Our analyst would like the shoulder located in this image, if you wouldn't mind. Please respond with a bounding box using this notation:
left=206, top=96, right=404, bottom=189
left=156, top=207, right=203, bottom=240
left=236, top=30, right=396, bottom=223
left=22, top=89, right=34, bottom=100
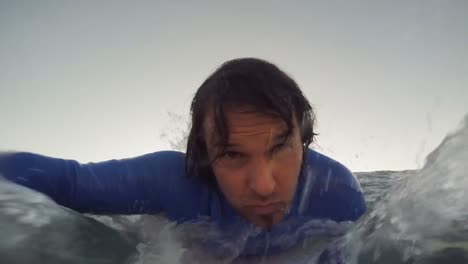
left=122, top=151, right=216, bottom=220
left=304, top=149, right=362, bottom=191
left=123, top=150, right=186, bottom=165
left=296, top=149, right=366, bottom=221
left=121, top=150, right=195, bottom=191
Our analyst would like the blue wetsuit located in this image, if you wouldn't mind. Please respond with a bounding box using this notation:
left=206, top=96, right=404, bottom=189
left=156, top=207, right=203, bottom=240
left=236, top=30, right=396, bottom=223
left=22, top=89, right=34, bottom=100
left=0, top=149, right=365, bottom=259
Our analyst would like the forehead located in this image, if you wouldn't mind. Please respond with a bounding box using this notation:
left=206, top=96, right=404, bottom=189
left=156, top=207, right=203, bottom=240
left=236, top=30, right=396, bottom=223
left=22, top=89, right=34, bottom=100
left=203, top=108, right=293, bottom=143
left=225, top=111, right=285, bottom=135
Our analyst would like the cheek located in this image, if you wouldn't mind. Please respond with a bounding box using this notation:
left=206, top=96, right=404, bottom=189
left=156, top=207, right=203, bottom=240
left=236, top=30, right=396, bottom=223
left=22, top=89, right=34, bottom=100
left=273, top=142, right=303, bottom=191
left=275, top=152, right=302, bottom=188
left=213, top=167, right=246, bottom=197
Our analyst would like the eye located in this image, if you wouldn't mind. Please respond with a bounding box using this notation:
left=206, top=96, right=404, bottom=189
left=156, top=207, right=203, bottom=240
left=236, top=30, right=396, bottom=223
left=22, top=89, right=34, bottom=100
left=215, top=150, right=247, bottom=168
left=221, top=151, right=243, bottom=160
left=271, top=143, right=286, bottom=154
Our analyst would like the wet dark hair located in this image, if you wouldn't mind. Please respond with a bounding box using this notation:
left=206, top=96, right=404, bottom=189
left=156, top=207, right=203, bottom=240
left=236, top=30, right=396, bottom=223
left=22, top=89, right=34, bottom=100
left=186, top=58, right=317, bottom=186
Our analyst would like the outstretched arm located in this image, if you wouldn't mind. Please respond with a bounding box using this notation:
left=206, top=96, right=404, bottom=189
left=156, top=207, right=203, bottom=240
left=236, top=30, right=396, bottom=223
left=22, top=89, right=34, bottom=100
left=0, top=151, right=192, bottom=215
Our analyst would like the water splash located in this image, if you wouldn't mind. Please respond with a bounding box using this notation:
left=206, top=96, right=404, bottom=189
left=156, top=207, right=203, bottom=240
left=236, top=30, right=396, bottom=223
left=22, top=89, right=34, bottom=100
left=347, top=115, right=468, bottom=264
left=159, top=111, right=189, bottom=151
left=0, top=179, right=136, bottom=264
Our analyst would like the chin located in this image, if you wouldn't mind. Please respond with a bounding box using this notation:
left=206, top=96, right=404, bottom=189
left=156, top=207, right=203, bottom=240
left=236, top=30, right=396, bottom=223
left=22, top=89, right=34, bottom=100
left=251, top=212, right=285, bottom=230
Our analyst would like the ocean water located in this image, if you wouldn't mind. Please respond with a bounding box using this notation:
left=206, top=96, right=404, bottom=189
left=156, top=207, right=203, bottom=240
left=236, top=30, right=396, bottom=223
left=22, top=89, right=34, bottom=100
left=0, top=116, right=467, bottom=263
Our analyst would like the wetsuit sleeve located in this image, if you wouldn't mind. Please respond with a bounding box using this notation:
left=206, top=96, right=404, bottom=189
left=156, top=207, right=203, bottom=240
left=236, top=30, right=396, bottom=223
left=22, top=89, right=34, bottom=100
left=324, top=165, right=366, bottom=264
left=325, top=163, right=366, bottom=222
left=304, top=149, right=367, bottom=222
left=0, top=151, right=195, bottom=215
left=304, top=150, right=366, bottom=263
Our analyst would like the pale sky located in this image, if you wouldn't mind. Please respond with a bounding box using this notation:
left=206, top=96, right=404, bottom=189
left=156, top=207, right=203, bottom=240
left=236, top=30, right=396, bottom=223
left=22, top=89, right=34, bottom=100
left=0, top=1, right=467, bottom=172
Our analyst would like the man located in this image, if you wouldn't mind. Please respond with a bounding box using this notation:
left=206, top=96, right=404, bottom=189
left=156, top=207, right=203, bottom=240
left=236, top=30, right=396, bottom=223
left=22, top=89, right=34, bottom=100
left=0, top=58, right=366, bottom=260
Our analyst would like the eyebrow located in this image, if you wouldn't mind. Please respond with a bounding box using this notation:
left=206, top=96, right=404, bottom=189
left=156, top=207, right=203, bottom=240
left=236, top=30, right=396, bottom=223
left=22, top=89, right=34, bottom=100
left=274, top=129, right=290, bottom=143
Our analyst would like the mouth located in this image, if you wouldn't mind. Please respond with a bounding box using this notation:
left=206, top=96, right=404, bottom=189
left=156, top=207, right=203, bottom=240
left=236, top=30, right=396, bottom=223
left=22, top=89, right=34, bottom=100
left=249, top=202, right=287, bottom=215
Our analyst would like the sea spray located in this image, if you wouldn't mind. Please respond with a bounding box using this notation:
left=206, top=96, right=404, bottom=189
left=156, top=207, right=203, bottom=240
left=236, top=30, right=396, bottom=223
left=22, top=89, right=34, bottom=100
left=346, top=115, right=468, bottom=264
left=0, top=178, right=136, bottom=264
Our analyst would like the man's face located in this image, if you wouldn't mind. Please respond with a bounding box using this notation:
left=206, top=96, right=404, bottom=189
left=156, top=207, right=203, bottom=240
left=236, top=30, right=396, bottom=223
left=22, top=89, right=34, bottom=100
left=204, top=110, right=303, bottom=229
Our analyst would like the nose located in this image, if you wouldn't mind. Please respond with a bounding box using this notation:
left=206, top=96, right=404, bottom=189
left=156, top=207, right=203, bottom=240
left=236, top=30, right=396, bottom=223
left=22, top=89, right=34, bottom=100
left=247, top=158, right=276, bottom=198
